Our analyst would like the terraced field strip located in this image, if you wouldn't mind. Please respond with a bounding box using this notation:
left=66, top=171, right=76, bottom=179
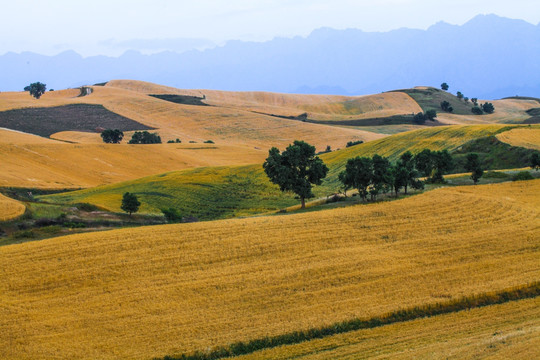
left=496, top=127, right=540, bottom=150
left=162, top=283, right=540, bottom=359
left=226, top=297, right=540, bottom=360
left=0, top=193, right=25, bottom=221
left=1, top=180, right=538, bottom=359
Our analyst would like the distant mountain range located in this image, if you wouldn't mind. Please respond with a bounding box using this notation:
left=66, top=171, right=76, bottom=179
left=1, top=14, right=539, bottom=98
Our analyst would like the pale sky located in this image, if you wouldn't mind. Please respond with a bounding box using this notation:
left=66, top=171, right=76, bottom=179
left=1, top=0, right=539, bottom=56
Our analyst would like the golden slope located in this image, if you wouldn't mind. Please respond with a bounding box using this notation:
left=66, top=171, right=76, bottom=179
left=234, top=298, right=540, bottom=360
left=496, top=127, right=540, bottom=150
left=0, top=128, right=61, bottom=144
left=1, top=180, right=538, bottom=359
left=0, top=193, right=25, bottom=221
left=0, top=142, right=266, bottom=189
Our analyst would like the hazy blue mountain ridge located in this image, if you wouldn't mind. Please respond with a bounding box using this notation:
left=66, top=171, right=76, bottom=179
left=1, top=14, right=538, bottom=98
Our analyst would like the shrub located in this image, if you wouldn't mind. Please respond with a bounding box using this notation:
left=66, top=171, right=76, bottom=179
left=204, top=140, right=215, bottom=144
left=512, top=171, right=534, bottom=181
left=162, top=208, right=182, bottom=223
left=346, top=140, right=363, bottom=148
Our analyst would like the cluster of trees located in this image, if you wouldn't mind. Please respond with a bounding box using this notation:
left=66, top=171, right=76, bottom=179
left=100, top=129, right=162, bottom=144
left=440, top=82, right=494, bottom=115
left=24, top=82, right=47, bottom=99
left=413, top=110, right=437, bottom=124
left=100, top=129, right=124, bottom=144
left=262, top=140, right=493, bottom=209
left=128, top=131, right=162, bottom=144
left=167, top=138, right=182, bottom=143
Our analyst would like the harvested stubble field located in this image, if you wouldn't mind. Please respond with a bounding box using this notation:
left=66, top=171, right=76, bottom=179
left=1, top=180, right=538, bottom=360
left=0, top=193, right=25, bottom=221
left=230, top=297, right=540, bottom=360
left=496, top=127, right=540, bottom=150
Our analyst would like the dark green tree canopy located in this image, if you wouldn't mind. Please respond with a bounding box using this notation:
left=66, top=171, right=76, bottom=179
left=441, top=82, right=449, bottom=91
left=465, top=153, right=483, bottom=184
left=339, top=156, right=373, bottom=201
left=121, top=192, right=141, bottom=215
left=482, top=102, right=495, bottom=114
left=440, top=101, right=453, bottom=113
left=128, top=131, right=162, bottom=144
left=425, top=109, right=437, bottom=121
left=530, top=152, right=540, bottom=171
left=25, top=82, right=47, bottom=99
left=263, top=140, right=328, bottom=208
left=100, top=129, right=124, bottom=144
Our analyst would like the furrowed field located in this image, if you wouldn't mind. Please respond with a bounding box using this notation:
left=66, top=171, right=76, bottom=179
left=231, top=297, right=540, bottom=360
left=1, top=180, right=538, bottom=360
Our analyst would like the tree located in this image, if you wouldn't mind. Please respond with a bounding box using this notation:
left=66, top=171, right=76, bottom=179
left=339, top=157, right=373, bottom=201
left=121, top=192, right=140, bottom=215
left=25, top=82, right=47, bottom=99
left=396, top=151, right=422, bottom=195
left=440, top=101, right=453, bottom=113
left=531, top=152, right=540, bottom=171
left=464, top=97, right=469, bottom=103
left=456, top=91, right=464, bottom=100
left=162, top=207, right=182, bottom=222
left=413, top=112, right=426, bottom=124
left=371, top=154, right=392, bottom=200
left=465, top=153, right=483, bottom=184
left=425, top=109, right=437, bottom=121
left=471, top=98, right=478, bottom=106
left=263, top=140, right=328, bottom=208
left=100, top=129, right=124, bottom=143
left=482, top=102, right=495, bottom=114
left=414, top=149, right=435, bottom=178
left=128, top=131, right=162, bottom=144
left=431, top=150, right=454, bottom=183
left=441, top=82, right=449, bottom=91
left=471, top=106, right=483, bottom=115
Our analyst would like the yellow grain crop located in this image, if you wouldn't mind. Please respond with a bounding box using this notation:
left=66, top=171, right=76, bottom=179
left=0, top=142, right=267, bottom=189
left=232, top=297, right=540, bottom=360
left=496, top=127, right=540, bottom=150
left=0, top=193, right=25, bottom=221
left=0, top=180, right=538, bottom=359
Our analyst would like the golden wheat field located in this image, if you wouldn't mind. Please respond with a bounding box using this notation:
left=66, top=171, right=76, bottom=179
left=232, top=297, right=540, bottom=360
left=496, top=127, right=540, bottom=150
left=0, top=82, right=384, bottom=151
left=0, top=193, right=25, bottom=221
left=1, top=180, right=538, bottom=359
left=106, top=79, right=423, bottom=121
left=0, top=141, right=267, bottom=189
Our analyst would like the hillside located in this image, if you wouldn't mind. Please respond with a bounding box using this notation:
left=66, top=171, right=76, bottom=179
left=1, top=180, right=538, bottom=360
left=230, top=297, right=540, bottom=360
left=41, top=124, right=535, bottom=217
left=0, top=193, right=25, bottom=221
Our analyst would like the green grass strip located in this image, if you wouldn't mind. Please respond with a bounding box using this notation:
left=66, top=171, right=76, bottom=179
left=157, top=281, right=540, bottom=360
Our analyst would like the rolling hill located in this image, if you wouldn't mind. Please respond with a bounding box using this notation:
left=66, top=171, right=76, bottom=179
left=41, top=124, right=537, bottom=217
left=0, top=193, right=25, bottom=221
left=1, top=180, right=538, bottom=359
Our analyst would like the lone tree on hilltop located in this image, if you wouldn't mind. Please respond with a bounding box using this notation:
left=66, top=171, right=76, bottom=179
left=263, top=140, right=328, bottom=209
left=530, top=152, right=540, bottom=171
left=441, top=82, right=449, bottom=91
left=25, top=82, right=47, bottom=99
left=100, top=129, right=124, bottom=144
left=465, top=153, right=483, bottom=185
left=121, top=192, right=140, bottom=216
